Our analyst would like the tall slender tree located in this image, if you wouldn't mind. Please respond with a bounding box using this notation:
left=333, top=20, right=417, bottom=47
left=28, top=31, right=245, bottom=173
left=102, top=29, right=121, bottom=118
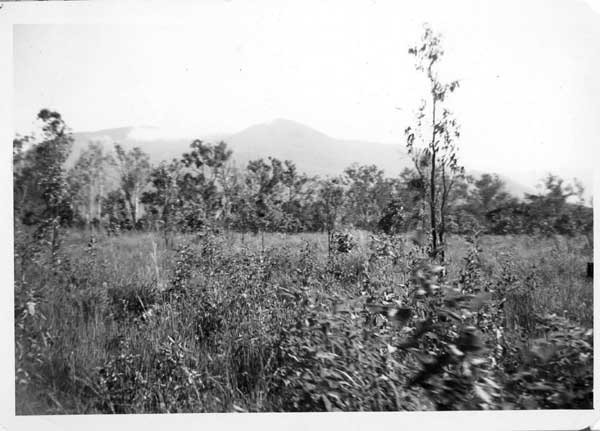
left=113, top=144, right=151, bottom=228
left=405, top=25, right=462, bottom=260
left=68, top=142, right=113, bottom=229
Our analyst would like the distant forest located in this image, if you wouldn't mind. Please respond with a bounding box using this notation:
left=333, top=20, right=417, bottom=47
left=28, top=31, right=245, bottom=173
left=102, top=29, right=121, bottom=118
left=14, top=109, right=592, bottom=247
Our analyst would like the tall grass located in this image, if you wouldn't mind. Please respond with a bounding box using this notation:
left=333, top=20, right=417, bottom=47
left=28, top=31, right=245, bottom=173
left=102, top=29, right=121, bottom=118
left=14, top=229, right=593, bottom=413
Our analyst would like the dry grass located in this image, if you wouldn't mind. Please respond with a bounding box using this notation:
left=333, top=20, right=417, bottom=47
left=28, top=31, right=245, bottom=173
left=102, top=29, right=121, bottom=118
left=14, top=229, right=593, bottom=413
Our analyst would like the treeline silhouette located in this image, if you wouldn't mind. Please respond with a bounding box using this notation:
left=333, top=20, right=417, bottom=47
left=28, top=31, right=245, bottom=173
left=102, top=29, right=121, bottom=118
left=13, top=110, right=592, bottom=245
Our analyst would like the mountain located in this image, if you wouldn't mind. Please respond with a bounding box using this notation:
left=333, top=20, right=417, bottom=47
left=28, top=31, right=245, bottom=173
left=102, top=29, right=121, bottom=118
left=71, top=119, right=533, bottom=198
left=71, top=119, right=412, bottom=176
left=225, top=119, right=412, bottom=176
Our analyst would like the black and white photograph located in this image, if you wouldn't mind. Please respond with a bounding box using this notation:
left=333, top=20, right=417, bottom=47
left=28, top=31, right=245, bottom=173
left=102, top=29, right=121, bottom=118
left=2, top=0, right=599, bottom=429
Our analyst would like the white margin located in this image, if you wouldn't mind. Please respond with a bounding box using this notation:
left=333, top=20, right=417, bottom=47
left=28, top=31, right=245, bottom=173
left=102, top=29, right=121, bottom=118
left=0, top=1, right=598, bottom=430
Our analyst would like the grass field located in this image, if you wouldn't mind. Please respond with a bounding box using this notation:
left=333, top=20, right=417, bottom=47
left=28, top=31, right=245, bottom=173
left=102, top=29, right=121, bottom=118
left=14, top=229, right=593, bottom=413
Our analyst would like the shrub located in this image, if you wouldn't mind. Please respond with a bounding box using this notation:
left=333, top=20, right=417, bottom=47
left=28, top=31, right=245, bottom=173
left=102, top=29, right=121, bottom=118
left=499, top=314, right=593, bottom=409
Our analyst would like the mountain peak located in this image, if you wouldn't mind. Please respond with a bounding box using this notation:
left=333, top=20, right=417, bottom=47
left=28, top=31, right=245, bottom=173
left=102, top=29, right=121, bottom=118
left=237, top=118, right=332, bottom=142
left=269, top=118, right=308, bottom=128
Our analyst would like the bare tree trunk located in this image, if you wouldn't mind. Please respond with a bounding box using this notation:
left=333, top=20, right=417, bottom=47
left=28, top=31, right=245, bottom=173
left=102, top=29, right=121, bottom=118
left=123, top=190, right=136, bottom=228
left=419, top=179, right=426, bottom=233
left=133, top=192, right=139, bottom=228
left=429, top=98, right=438, bottom=259
left=88, top=182, right=95, bottom=233
left=439, top=164, right=447, bottom=263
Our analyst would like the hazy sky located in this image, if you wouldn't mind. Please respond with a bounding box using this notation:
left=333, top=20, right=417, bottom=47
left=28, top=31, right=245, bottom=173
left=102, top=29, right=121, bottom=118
left=12, top=0, right=600, bottom=193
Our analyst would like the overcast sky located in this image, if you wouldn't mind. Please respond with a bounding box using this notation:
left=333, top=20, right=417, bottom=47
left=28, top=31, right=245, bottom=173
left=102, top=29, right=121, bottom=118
left=12, top=0, right=600, bottom=194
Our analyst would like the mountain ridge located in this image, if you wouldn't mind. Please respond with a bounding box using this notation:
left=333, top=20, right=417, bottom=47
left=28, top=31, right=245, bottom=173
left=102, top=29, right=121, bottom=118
left=71, top=119, right=535, bottom=198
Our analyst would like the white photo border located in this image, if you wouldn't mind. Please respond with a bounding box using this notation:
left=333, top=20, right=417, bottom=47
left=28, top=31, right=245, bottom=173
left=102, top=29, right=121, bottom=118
left=0, top=1, right=598, bottom=430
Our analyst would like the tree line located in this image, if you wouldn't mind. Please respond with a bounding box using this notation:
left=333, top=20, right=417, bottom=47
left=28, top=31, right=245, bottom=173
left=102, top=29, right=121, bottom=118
left=13, top=110, right=592, bottom=246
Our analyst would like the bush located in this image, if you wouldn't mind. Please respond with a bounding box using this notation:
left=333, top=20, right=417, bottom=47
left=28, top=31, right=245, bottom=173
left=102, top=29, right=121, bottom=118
left=499, top=314, right=593, bottom=409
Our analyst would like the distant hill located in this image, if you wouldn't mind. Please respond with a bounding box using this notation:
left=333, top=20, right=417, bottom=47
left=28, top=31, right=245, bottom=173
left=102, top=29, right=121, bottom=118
left=225, top=119, right=412, bottom=176
left=71, top=118, right=534, bottom=198
left=71, top=119, right=412, bottom=175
